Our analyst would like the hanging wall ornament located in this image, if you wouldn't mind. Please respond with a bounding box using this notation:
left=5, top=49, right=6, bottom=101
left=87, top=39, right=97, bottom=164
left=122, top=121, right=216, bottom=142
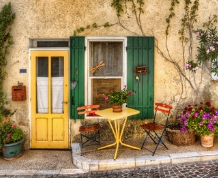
left=90, top=60, right=105, bottom=74
left=71, top=81, right=78, bottom=90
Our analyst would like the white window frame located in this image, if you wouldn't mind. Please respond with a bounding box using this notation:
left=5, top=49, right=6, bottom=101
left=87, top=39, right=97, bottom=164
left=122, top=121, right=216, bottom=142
left=85, top=37, right=127, bottom=106
left=212, top=57, right=218, bottom=80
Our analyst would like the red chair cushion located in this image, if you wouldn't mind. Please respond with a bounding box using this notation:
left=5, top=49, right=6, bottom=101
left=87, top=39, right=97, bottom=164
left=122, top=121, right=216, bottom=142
left=79, top=124, right=100, bottom=132
left=140, top=123, right=164, bottom=131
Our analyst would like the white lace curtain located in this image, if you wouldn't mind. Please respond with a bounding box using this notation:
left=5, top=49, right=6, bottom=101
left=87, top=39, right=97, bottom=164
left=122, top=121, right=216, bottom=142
left=37, top=77, right=63, bottom=113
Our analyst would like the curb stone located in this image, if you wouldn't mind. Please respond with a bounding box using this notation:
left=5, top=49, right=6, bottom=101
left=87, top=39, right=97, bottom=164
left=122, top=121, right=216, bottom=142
left=71, top=143, right=218, bottom=172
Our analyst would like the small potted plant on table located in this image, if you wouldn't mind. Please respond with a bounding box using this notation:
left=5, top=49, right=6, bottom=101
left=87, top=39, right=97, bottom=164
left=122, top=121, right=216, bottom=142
left=103, top=85, right=135, bottom=112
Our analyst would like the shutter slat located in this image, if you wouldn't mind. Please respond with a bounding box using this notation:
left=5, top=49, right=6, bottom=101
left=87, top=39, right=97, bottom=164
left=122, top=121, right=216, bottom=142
left=70, top=36, right=85, bottom=119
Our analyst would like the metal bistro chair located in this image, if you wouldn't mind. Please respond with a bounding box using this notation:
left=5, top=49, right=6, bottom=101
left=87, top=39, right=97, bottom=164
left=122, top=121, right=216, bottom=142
left=77, top=105, right=101, bottom=154
left=140, top=103, right=172, bottom=156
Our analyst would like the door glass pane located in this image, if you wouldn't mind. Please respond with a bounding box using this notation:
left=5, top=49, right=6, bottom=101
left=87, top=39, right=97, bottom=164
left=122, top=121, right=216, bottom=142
left=36, top=57, right=48, bottom=113
left=51, top=57, right=64, bottom=113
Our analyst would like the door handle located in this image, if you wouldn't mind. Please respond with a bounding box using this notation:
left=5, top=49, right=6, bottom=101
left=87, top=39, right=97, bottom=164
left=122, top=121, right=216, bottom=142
left=62, top=102, right=68, bottom=104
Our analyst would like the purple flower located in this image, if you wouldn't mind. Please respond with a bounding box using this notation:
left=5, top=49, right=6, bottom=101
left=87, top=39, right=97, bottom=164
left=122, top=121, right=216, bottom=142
left=185, top=112, right=190, bottom=117
left=180, top=126, right=187, bottom=133
left=194, top=112, right=199, bottom=117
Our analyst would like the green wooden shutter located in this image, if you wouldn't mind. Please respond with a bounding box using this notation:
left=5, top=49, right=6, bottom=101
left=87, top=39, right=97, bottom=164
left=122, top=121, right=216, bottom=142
left=70, top=36, right=85, bottom=119
left=127, top=37, right=154, bottom=119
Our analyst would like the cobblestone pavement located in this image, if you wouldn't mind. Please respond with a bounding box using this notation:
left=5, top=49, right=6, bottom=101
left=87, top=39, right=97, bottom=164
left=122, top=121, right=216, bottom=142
left=1, top=160, right=218, bottom=177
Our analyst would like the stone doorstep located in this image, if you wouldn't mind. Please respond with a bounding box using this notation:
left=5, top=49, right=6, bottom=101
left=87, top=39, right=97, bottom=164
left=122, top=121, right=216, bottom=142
left=71, top=143, right=218, bottom=172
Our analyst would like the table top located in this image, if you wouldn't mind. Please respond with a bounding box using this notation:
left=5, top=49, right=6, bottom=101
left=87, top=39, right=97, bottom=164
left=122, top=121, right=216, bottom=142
left=95, top=107, right=140, bottom=120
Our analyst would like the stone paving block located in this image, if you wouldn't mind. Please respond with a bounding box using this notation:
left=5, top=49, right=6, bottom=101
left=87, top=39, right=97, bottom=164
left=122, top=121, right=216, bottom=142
left=135, top=156, right=146, bottom=167
left=199, top=150, right=218, bottom=161
left=81, top=157, right=92, bottom=171
left=143, top=155, right=171, bottom=166
left=72, top=155, right=82, bottom=169
left=98, top=158, right=135, bottom=171
left=60, top=169, right=87, bottom=175
left=35, top=170, right=60, bottom=175
left=89, top=160, right=99, bottom=172
left=75, top=155, right=88, bottom=169
left=0, top=170, right=12, bottom=176
left=170, top=152, right=200, bottom=164
left=71, top=143, right=81, bottom=155
left=8, top=170, right=37, bottom=175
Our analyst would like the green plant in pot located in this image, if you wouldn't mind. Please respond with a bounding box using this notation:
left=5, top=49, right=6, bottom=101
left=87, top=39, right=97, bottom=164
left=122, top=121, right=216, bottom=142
left=176, top=102, right=218, bottom=147
left=103, top=85, right=135, bottom=112
left=0, top=119, right=24, bottom=159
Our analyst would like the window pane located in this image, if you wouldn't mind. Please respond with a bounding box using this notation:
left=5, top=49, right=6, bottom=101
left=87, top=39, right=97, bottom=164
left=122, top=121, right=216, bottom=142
left=92, top=79, right=121, bottom=109
left=89, top=42, right=123, bottom=76
left=37, top=57, right=48, bottom=77
left=52, top=57, right=64, bottom=77
left=51, top=57, right=64, bottom=113
left=36, top=57, right=48, bottom=113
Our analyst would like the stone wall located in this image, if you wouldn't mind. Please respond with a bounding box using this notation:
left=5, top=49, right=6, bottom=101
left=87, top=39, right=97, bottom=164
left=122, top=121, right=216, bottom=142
left=0, top=0, right=218, bottom=148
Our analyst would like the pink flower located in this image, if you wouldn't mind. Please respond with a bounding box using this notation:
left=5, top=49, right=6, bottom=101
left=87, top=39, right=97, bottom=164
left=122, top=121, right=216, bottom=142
left=12, top=125, right=16, bottom=128
left=184, top=63, right=190, bottom=69
left=210, top=46, right=215, bottom=51
left=7, top=133, right=11, bottom=137
left=206, top=49, right=210, bottom=54
left=124, top=85, right=126, bottom=88
left=2, top=148, right=6, bottom=151
left=192, top=67, right=198, bottom=71
left=105, top=96, right=108, bottom=100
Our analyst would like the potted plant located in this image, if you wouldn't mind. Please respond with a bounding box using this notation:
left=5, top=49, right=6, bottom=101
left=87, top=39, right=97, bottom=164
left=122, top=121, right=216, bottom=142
left=176, top=102, right=218, bottom=147
left=103, top=85, right=135, bottom=112
left=0, top=119, right=24, bottom=160
left=166, top=122, right=196, bottom=146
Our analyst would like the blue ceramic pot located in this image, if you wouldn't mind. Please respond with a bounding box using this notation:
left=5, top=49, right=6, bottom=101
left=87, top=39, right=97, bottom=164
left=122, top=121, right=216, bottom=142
left=2, top=138, right=24, bottom=160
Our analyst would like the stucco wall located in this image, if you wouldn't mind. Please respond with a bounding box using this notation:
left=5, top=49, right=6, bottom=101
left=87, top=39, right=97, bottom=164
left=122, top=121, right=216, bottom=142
left=1, top=0, right=218, bottom=148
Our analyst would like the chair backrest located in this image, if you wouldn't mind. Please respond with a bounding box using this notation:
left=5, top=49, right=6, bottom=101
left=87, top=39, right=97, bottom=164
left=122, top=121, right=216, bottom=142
left=154, top=103, right=172, bottom=125
left=77, top=105, right=100, bottom=116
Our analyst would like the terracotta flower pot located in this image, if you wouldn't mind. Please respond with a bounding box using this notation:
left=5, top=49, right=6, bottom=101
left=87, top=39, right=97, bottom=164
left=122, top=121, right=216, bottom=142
left=200, top=135, right=214, bottom=147
left=112, top=104, right=122, bottom=112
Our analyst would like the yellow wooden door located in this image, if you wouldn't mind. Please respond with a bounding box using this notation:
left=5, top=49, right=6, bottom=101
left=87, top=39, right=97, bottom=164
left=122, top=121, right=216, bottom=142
left=30, top=50, right=69, bottom=148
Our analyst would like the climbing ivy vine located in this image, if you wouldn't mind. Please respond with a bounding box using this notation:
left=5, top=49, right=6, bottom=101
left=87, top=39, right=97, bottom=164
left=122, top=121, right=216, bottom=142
left=74, top=0, right=218, bottom=105
left=0, top=3, right=16, bottom=121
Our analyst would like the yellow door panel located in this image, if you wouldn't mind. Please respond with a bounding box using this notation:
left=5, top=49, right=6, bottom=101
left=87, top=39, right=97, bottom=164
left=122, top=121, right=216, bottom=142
left=52, top=117, right=65, bottom=141
left=36, top=117, right=48, bottom=141
left=31, top=50, right=69, bottom=149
